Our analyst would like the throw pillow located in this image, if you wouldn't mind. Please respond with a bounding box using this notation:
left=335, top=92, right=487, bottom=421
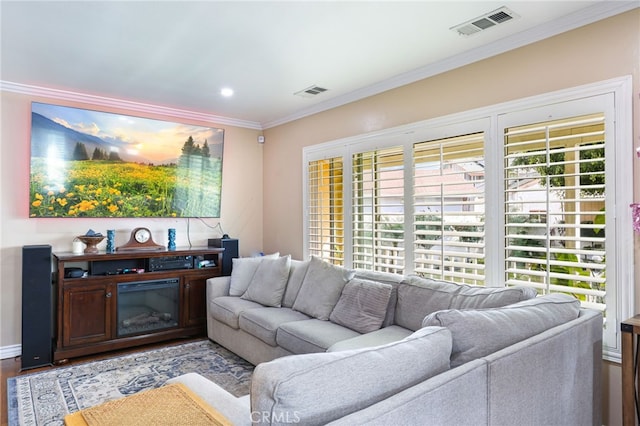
left=422, top=293, right=581, bottom=367
left=352, top=269, right=404, bottom=327
left=292, top=256, right=354, bottom=320
left=329, top=278, right=392, bottom=334
left=241, top=255, right=292, bottom=307
left=282, top=259, right=311, bottom=308
left=251, top=326, right=452, bottom=426
left=228, top=253, right=279, bottom=296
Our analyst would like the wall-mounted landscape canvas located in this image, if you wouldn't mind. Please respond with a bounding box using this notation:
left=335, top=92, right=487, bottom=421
left=29, top=102, right=224, bottom=218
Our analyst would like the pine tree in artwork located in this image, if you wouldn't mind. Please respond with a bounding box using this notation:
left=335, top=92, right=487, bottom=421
left=92, top=147, right=107, bottom=160
left=72, top=142, right=89, bottom=160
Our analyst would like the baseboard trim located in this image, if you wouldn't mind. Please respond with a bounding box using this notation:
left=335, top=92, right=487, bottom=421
left=1, top=344, right=21, bottom=360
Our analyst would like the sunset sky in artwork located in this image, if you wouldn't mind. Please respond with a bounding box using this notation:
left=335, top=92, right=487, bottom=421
left=32, top=103, right=223, bottom=164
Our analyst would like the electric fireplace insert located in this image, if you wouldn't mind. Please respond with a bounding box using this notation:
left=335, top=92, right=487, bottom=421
left=117, top=278, right=179, bottom=337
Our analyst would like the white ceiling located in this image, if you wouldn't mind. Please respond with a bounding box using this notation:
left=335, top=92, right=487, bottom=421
left=1, top=1, right=637, bottom=129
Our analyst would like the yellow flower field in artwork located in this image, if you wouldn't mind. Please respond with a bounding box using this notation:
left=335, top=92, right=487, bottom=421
left=29, top=159, right=221, bottom=218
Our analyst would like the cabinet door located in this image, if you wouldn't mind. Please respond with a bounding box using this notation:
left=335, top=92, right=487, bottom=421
left=183, top=276, right=207, bottom=327
left=63, top=283, right=113, bottom=346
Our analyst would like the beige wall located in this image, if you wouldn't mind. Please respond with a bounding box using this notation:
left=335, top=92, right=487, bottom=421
left=262, top=10, right=639, bottom=426
left=0, top=91, right=265, bottom=353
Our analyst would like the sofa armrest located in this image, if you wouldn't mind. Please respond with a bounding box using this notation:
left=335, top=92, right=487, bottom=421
left=166, top=372, right=251, bottom=426
left=207, top=276, right=232, bottom=299
left=483, top=309, right=602, bottom=425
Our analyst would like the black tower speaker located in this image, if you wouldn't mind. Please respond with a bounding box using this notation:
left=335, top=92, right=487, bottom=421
left=208, top=238, right=239, bottom=276
left=21, top=245, right=53, bottom=370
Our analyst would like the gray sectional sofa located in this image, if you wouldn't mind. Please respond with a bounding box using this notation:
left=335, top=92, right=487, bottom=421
left=168, top=255, right=603, bottom=425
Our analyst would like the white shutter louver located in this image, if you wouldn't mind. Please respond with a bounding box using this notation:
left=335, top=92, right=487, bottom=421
left=504, top=113, right=606, bottom=312
left=308, top=157, right=344, bottom=265
left=352, top=146, right=404, bottom=273
left=413, top=133, right=486, bottom=285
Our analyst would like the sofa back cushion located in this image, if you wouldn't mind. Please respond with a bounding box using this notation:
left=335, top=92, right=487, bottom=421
left=395, top=278, right=461, bottom=330
left=292, top=257, right=354, bottom=320
left=329, top=278, right=392, bottom=334
left=282, top=260, right=310, bottom=308
left=453, top=284, right=538, bottom=309
left=228, top=253, right=280, bottom=296
left=240, top=255, right=291, bottom=307
left=394, top=276, right=537, bottom=330
left=422, top=293, right=581, bottom=367
left=251, top=326, right=452, bottom=426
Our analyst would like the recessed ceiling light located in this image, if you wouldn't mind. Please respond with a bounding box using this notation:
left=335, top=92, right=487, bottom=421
left=220, top=87, right=234, bottom=97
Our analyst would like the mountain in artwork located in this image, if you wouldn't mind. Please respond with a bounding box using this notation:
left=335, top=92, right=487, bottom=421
left=30, top=112, right=149, bottom=163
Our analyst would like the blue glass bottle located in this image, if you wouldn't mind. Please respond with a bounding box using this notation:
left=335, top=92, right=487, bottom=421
left=168, top=228, right=176, bottom=251
left=106, top=230, right=115, bottom=253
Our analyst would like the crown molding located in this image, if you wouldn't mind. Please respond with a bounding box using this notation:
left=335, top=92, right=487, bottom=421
left=0, top=80, right=263, bottom=130
left=263, top=1, right=639, bottom=129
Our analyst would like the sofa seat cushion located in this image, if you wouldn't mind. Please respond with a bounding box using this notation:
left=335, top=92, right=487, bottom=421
left=238, top=307, right=311, bottom=347
left=276, top=319, right=360, bottom=354
left=327, top=325, right=413, bottom=352
left=395, top=276, right=537, bottom=330
left=209, top=296, right=264, bottom=330
left=422, top=293, right=581, bottom=367
left=252, top=326, right=452, bottom=426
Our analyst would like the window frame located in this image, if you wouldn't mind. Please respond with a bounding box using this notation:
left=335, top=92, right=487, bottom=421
left=306, top=155, right=345, bottom=264
left=351, top=145, right=406, bottom=274
left=302, top=76, right=633, bottom=361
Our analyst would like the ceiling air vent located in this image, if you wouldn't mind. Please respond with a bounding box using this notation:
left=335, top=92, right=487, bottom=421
left=295, top=85, right=329, bottom=98
left=451, top=6, right=519, bottom=37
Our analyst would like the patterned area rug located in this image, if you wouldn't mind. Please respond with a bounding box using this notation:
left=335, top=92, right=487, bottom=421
left=7, top=340, right=253, bottom=426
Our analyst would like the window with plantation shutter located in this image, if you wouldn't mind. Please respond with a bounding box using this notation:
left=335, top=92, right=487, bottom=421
left=413, top=133, right=485, bottom=285
left=504, top=114, right=606, bottom=312
left=352, top=146, right=404, bottom=273
left=307, top=157, right=345, bottom=265
left=302, top=77, right=632, bottom=360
